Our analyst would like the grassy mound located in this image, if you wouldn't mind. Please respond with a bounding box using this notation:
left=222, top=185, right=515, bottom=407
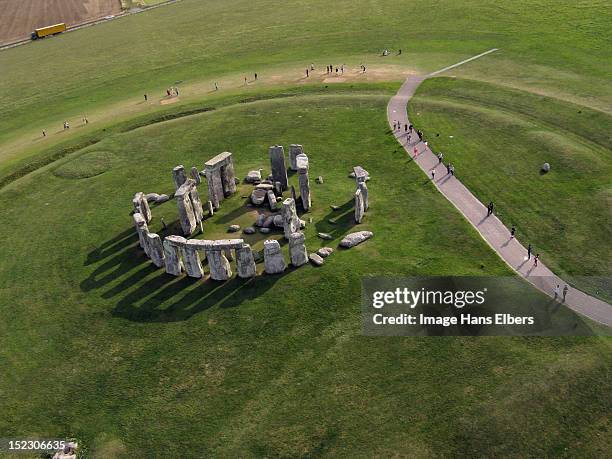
left=410, top=78, right=612, bottom=300
left=53, top=150, right=117, bottom=179
left=0, top=89, right=610, bottom=456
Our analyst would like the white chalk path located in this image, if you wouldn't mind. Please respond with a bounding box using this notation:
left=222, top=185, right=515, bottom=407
left=387, top=49, right=612, bottom=328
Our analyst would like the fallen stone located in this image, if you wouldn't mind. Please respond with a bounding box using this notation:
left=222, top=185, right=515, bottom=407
left=330, top=205, right=340, bottom=211
left=309, top=253, right=325, bottom=266
left=273, top=214, right=284, bottom=227
left=316, top=176, right=324, bottom=184
left=156, top=194, right=170, bottom=203
left=243, top=226, right=256, bottom=234
left=255, top=183, right=274, bottom=191
left=259, top=227, right=271, bottom=234
left=542, top=162, right=550, bottom=172
left=255, top=213, right=266, bottom=227
left=145, top=192, right=160, bottom=202
left=263, top=215, right=275, bottom=228
left=251, top=188, right=267, bottom=205
left=245, top=169, right=263, bottom=183
left=228, top=224, right=240, bottom=232
left=267, top=190, right=278, bottom=210
left=348, top=172, right=356, bottom=179
left=317, top=232, right=333, bottom=240
left=317, top=247, right=334, bottom=258
left=340, top=231, right=373, bottom=248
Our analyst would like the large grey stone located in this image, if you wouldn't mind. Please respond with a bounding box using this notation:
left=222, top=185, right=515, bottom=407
left=267, top=190, right=278, bottom=210
left=269, top=145, right=288, bottom=190
left=175, top=180, right=198, bottom=235
left=289, top=144, right=304, bottom=171
left=245, top=169, right=263, bottom=183
left=191, top=166, right=201, bottom=185
left=255, top=213, right=266, bottom=227
left=156, top=194, right=170, bottom=203
left=353, top=166, right=370, bottom=184
left=146, top=233, right=165, bottom=268
left=228, top=224, right=241, bottom=233
left=133, top=192, right=151, bottom=222
left=207, top=249, right=232, bottom=281
left=263, top=215, right=275, bottom=228
left=145, top=192, right=160, bottom=202
left=317, top=247, right=334, bottom=258
left=205, top=151, right=236, bottom=209
left=289, top=232, right=308, bottom=267
left=298, top=164, right=311, bottom=211
left=340, top=231, right=373, bottom=248
left=317, top=232, right=333, bottom=240
left=542, top=162, right=550, bottom=172
left=243, top=226, right=256, bottom=234
left=236, top=244, right=257, bottom=278
left=273, top=214, right=284, bottom=228
left=183, top=241, right=205, bottom=278
left=163, top=235, right=186, bottom=276
left=133, top=212, right=149, bottom=250
left=309, top=253, right=325, bottom=266
left=358, top=181, right=369, bottom=211
left=263, top=239, right=286, bottom=274
left=281, top=198, right=300, bottom=239
left=251, top=188, right=267, bottom=205
left=354, top=188, right=365, bottom=223
left=172, top=165, right=187, bottom=190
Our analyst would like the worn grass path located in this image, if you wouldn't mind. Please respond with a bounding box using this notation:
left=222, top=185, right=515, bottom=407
left=387, top=51, right=612, bottom=328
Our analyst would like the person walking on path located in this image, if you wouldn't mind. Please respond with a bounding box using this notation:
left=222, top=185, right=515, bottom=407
left=554, top=284, right=560, bottom=300
left=527, top=243, right=532, bottom=260
left=398, top=49, right=402, bottom=55
left=431, top=169, right=436, bottom=180
left=487, top=201, right=494, bottom=216
left=244, top=77, right=248, bottom=85
left=563, top=285, right=568, bottom=302
left=306, top=68, right=309, bottom=77
left=42, top=129, right=46, bottom=137
left=510, top=225, right=516, bottom=238
left=310, top=63, right=315, bottom=71
left=254, top=73, right=258, bottom=80
left=404, top=123, right=408, bottom=132
left=144, top=94, right=148, bottom=101
left=446, top=163, right=451, bottom=175
left=413, top=146, right=418, bottom=158
left=449, top=164, right=455, bottom=176
left=437, top=152, right=443, bottom=164
left=533, top=254, right=540, bottom=267
left=214, top=82, right=218, bottom=91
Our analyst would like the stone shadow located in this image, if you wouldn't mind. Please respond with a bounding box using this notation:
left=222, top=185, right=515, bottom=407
left=85, top=228, right=137, bottom=266
left=314, top=198, right=357, bottom=241
left=112, top=267, right=283, bottom=322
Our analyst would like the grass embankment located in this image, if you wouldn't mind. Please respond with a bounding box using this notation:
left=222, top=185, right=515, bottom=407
left=409, top=78, right=612, bottom=299
left=1, top=90, right=609, bottom=456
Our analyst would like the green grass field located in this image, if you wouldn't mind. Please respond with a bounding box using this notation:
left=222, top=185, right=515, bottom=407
left=0, top=0, right=610, bottom=457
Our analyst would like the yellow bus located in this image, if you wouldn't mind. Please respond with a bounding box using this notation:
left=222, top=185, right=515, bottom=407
left=31, top=23, right=67, bottom=40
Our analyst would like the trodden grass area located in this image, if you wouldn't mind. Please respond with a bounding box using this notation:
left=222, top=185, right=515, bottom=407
left=1, top=87, right=610, bottom=456
left=409, top=77, right=612, bottom=300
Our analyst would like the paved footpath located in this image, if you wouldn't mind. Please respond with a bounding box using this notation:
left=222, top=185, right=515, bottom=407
left=387, top=58, right=612, bottom=328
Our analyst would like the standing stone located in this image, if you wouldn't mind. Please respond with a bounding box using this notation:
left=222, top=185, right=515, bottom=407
left=236, top=243, right=257, bottom=278
left=269, top=145, right=288, bottom=191
left=132, top=192, right=152, bottom=223
left=289, top=144, right=304, bottom=171
left=175, top=180, right=198, bottom=235
left=281, top=198, right=300, bottom=239
left=191, top=166, right=201, bottom=185
left=353, top=166, right=369, bottom=184
left=183, top=240, right=205, bottom=278
left=288, top=232, right=308, bottom=267
left=224, top=247, right=234, bottom=262
left=358, top=181, right=369, bottom=211
left=146, top=233, right=165, bottom=268
left=163, top=235, right=186, bottom=276
left=207, top=200, right=214, bottom=217
left=205, top=152, right=236, bottom=209
left=133, top=212, right=149, bottom=250
left=290, top=185, right=297, bottom=203
left=189, top=184, right=204, bottom=222
left=297, top=154, right=311, bottom=211
left=267, top=190, right=278, bottom=211
left=172, top=165, right=187, bottom=190
left=263, top=239, right=286, bottom=274
left=207, top=250, right=232, bottom=281
left=354, top=188, right=365, bottom=223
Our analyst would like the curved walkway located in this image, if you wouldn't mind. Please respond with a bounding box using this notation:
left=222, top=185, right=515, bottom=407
left=387, top=58, right=612, bottom=328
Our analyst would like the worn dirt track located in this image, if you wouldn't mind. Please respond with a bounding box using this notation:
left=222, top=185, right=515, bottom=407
left=0, top=0, right=122, bottom=44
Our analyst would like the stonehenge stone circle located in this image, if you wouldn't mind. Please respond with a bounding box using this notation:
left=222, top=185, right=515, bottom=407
left=340, top=231, right=373, bottom=248
left=289, top=232, right=308, bottom=267
left=289, top=144, right=304, bottom=171
left=236, top=243, right=257, bottom=278
left=358, top=181, right=369, bottom=211
left=263, top=239, right=286, bottom=274
left=163, top=235, right=186, bottom=276
left=146, top=233, right=165, bottom=268
left=269, top=145, right=288, bottom=191
left=205, top=152, right=237, bottom=210
left=281, top=198, right=300, bottom=239
left=172, top=165, right=188, bottom=190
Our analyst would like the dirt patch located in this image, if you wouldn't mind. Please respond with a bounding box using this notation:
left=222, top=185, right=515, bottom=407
left=0, top=0, right=122, bottom=45
left=323, top=77, right=346, bottom=83
left=160, top=97, right=180, bottom=105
